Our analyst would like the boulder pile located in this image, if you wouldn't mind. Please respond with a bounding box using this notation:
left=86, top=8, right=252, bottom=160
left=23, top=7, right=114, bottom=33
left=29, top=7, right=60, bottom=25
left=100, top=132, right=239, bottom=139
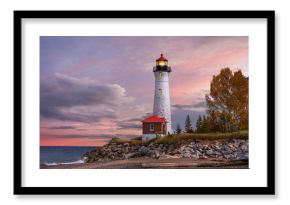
left=83, top=139, right=248, bottom=163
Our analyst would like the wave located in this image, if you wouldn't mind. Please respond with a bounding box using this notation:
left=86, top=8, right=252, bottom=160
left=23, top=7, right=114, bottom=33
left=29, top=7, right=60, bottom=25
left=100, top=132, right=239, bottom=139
left=42, top=159, right=84, bottom=166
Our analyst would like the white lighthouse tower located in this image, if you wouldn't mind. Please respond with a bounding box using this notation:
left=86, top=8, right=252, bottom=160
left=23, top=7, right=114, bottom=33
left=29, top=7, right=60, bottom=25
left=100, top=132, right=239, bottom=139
left=153, top=54, right=172, bottom=134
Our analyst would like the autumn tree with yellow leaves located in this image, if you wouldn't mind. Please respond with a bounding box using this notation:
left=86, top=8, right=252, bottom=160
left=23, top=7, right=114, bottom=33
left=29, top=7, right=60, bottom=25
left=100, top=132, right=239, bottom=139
left=204, top=68, right=248, bottom=132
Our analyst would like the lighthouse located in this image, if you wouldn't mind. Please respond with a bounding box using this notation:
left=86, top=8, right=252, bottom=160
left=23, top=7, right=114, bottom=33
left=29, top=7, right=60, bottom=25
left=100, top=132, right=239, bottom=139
left=153, top=54, right=172, bottom=134
left=141, top=54, right=172, bottom=141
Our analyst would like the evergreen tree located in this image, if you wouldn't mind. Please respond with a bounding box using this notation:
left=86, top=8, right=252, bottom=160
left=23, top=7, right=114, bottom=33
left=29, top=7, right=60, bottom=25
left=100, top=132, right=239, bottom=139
left=196, top=115, right=209, bottom=133
left=175, top=124, right=182, bottom=134
left=195, top=115, right=202, bottom=133
left=184, top=114, right=193, bottom=133
left=201, top=115, right=209, bottom=133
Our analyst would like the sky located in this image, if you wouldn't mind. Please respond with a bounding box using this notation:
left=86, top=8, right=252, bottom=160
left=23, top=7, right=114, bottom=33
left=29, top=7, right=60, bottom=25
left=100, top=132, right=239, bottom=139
left=40, top=36, right=248, bottom=146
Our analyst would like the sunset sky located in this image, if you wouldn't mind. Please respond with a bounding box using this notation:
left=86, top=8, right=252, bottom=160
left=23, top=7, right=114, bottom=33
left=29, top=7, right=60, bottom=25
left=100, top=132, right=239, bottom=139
left=40, top=36, right=248, bottom=146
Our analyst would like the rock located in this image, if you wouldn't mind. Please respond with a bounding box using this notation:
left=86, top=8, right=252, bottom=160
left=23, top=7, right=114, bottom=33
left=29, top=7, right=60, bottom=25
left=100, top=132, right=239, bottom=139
left=111, top=147, right=118, bottom=152
left=206, top=150, right=214, bottom=155
left=224, top=154, right=232, bottom=159
left=236, top=151, right=248, bottom=160
left=182, top=147, right=191, bottom=153
left=187, top=143, right=195, bottom=149
left=189, top=149, right=199, bottom=159
left=182, top=152, right=191, bottom=158
left=171, top=149, right=180, bottom=155
left=195, top=143, right=202, bottom=149
left=159, top=152, right=169, bottom=159
left=125, top=152, right=136, bottom=159
left=124, top=147, right=129, bottom=153
left=214, top=151, right=222, bottom=156
left=213, top=144, right=221, bottom=150
left=240, top=144, right=248, bottom=151
left=235, top=140, right=240, bottom=144
left=228, top=144, right=237, bottom=151
left=82, top=156, right=88, bottom=163
left=203, top=144, right=209, bottom=150
left=195, top=150, right=201, bottom=155
left=179, top=146, right=186, bottom=152
left=200, top=154, right=208, bottom=159
left=83, top=137, right=249, bottom=163
left=150, top=150, right=160, bottom=159
left=168, top=144, right=174, bottom=152
left=131, top=145, right=141, bottom=151
left=138, top=146, right=150, bottom=156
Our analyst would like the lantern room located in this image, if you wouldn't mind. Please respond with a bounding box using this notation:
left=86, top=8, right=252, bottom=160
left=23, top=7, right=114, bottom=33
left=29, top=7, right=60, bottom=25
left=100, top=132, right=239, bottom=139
left=156, top=54, right=168, bottom=66
left=153, top=54, right=172, bottom=73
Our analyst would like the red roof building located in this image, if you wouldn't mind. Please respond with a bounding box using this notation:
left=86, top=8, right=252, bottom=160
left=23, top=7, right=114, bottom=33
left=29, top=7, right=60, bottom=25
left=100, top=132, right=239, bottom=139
left=142, top=115, right=167, bottom=140
left=142, top=115, right=167, bottom=123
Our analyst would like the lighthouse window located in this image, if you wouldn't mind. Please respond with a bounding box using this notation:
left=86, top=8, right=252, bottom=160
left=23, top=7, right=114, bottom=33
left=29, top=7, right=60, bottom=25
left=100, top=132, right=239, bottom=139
left=159, top=72, right=163, bottom=79
left=157, top=60, right=167, bottom=66
left=159, top=88, right=163, bottom=96
left=149, top=123, right=155, bottom=131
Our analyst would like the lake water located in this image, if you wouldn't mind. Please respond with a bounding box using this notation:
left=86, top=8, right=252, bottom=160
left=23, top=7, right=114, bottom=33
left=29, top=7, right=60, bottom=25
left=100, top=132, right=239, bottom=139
left=40, top=146, right=96, bottom=166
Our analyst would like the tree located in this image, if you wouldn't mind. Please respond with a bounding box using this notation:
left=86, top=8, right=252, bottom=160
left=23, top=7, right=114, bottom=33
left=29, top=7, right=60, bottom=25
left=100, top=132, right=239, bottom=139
left=201, top=115, right=209, bottom=133
left=206, top=68, right=248, bottom=132
left=175, top=124, right=182, bottom=134
left=195, top=115, right=202, bottom=133
left=230, top=70, right=249, bottom=130
left=184, top=114, right=194, bottom=133
left=196, top=115, right=210, bottom=133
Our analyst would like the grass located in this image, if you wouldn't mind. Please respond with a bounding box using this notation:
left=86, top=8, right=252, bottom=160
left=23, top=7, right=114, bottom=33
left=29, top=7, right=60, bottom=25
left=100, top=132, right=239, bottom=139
left=109, top=137, right=143, bottom=145
left=152, top=130, right=248, bottom=144
left=109, top=130, right=248, bottom=145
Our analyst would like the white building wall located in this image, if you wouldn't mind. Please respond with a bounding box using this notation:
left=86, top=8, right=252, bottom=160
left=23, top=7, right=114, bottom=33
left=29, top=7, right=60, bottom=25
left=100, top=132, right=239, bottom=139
left=142, top=133, right=166, bottom=141
left=142, top=134, right=157, bottom=141
left=153, top=71, right=172, bottom=134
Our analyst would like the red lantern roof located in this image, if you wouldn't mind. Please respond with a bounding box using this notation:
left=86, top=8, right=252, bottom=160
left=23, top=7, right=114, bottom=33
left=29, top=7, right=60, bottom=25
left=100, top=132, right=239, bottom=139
left=142, top=115, right=167, bottom=123
left=156, top=54, right=168, bottom=61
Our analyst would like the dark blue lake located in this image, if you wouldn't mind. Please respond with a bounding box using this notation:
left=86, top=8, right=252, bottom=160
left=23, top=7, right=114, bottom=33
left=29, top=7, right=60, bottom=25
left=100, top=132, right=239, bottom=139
left=40, top=146, right=96, bottom=166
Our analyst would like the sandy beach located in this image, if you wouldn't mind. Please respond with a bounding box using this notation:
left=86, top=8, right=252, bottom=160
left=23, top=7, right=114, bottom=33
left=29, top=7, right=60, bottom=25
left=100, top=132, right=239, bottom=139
left=41, top=157, right=248, bottom=169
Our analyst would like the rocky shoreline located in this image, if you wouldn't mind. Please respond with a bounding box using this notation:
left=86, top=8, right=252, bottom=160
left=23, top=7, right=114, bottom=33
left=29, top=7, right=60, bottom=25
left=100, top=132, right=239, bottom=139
left=82, top=138, right=249, bottom=165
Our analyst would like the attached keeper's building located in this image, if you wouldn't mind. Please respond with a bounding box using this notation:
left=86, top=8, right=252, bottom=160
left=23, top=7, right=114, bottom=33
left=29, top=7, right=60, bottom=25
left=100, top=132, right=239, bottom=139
left=142, top=115, right=167, bottom=141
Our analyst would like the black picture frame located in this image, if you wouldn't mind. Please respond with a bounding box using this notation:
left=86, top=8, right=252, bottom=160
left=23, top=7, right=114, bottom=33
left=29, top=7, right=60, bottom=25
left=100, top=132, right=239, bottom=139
left=14, top=10, right=275, bottom=195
